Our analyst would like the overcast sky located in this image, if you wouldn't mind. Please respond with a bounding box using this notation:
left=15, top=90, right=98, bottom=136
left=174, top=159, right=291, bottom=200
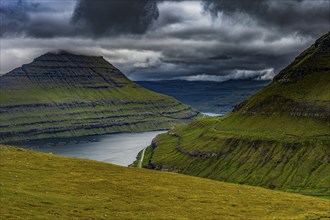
left=1, top=0, right=329, bottom=81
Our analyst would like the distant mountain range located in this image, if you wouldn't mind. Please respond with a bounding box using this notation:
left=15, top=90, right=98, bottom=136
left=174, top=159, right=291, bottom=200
left=139, top=32, right=330, bottom=197
left=0, top=52, right=199, bottom=143
left=136, top=80, right=270, bottom=115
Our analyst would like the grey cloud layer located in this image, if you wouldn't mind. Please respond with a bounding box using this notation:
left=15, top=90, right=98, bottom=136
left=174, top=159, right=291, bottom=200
left=0, top=0, right=76, bottom=38
left=1, top=0, right=329, bottom=81
left=0, top=0, right=159, bottom=37
left=203, top=0, right=330, bottom=38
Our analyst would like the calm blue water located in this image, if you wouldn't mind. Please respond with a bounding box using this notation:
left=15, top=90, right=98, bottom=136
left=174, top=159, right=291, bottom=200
left=20, top=131, right=166, bottom=166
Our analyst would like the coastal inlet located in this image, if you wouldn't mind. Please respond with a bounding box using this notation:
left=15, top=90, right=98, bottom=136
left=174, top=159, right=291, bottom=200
left=19, top=131, right=166, bottom=166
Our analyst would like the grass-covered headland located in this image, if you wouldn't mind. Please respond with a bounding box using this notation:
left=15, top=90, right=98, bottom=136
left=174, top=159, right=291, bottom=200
left=138, top=33, right=330, bottom=197
left=1, top=145, right=330, bottom=219
left=0, top=52, right=199, bottom=144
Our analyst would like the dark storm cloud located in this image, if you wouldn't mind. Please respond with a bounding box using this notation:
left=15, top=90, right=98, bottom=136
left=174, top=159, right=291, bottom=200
left=1, top=0, right=160, bottom=37
left=203, top=0, right=330, bottom=38
left=71, top=0, right=159, bottom=36
left=1, top=0, right=329, bottom=81
left=0, top=0, right=32, bottom=37
left=135, top=49, right=289, bottom=81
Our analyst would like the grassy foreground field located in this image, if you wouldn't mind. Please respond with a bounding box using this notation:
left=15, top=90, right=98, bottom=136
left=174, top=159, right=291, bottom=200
left=1, top=145, right=330, bottom=220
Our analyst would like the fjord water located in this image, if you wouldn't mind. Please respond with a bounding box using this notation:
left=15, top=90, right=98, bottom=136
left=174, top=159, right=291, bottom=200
left=202, top=112, right=223, bottom=117
left=15, top=80, right=263, bottom=165
left=20, top=131, right=166, bottom=166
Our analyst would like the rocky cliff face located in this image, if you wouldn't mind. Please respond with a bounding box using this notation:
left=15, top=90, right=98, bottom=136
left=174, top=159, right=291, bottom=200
left=0, top=52, right=199, bottom=143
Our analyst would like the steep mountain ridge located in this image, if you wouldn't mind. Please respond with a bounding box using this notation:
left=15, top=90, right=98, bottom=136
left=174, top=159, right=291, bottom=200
left=273, top=32, right=330, bottom=82
left=140, top=32, right=330, bottom=197
left=0, top=52, right=199, bottom=143
left=233, top=32, right=330, bottom=120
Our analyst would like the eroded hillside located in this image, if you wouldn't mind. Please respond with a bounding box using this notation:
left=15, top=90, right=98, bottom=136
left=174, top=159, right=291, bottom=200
left=0, top=52, right=199, bottom=143
left=140, top=33, right=330, bottom=197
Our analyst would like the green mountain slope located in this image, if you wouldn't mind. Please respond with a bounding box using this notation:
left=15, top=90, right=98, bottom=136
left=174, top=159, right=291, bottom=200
left=140, top=32, right=330, bottom=197
left=1, top=145, right=329, bottom=219
left=0, top=52, right=199, bottom=143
